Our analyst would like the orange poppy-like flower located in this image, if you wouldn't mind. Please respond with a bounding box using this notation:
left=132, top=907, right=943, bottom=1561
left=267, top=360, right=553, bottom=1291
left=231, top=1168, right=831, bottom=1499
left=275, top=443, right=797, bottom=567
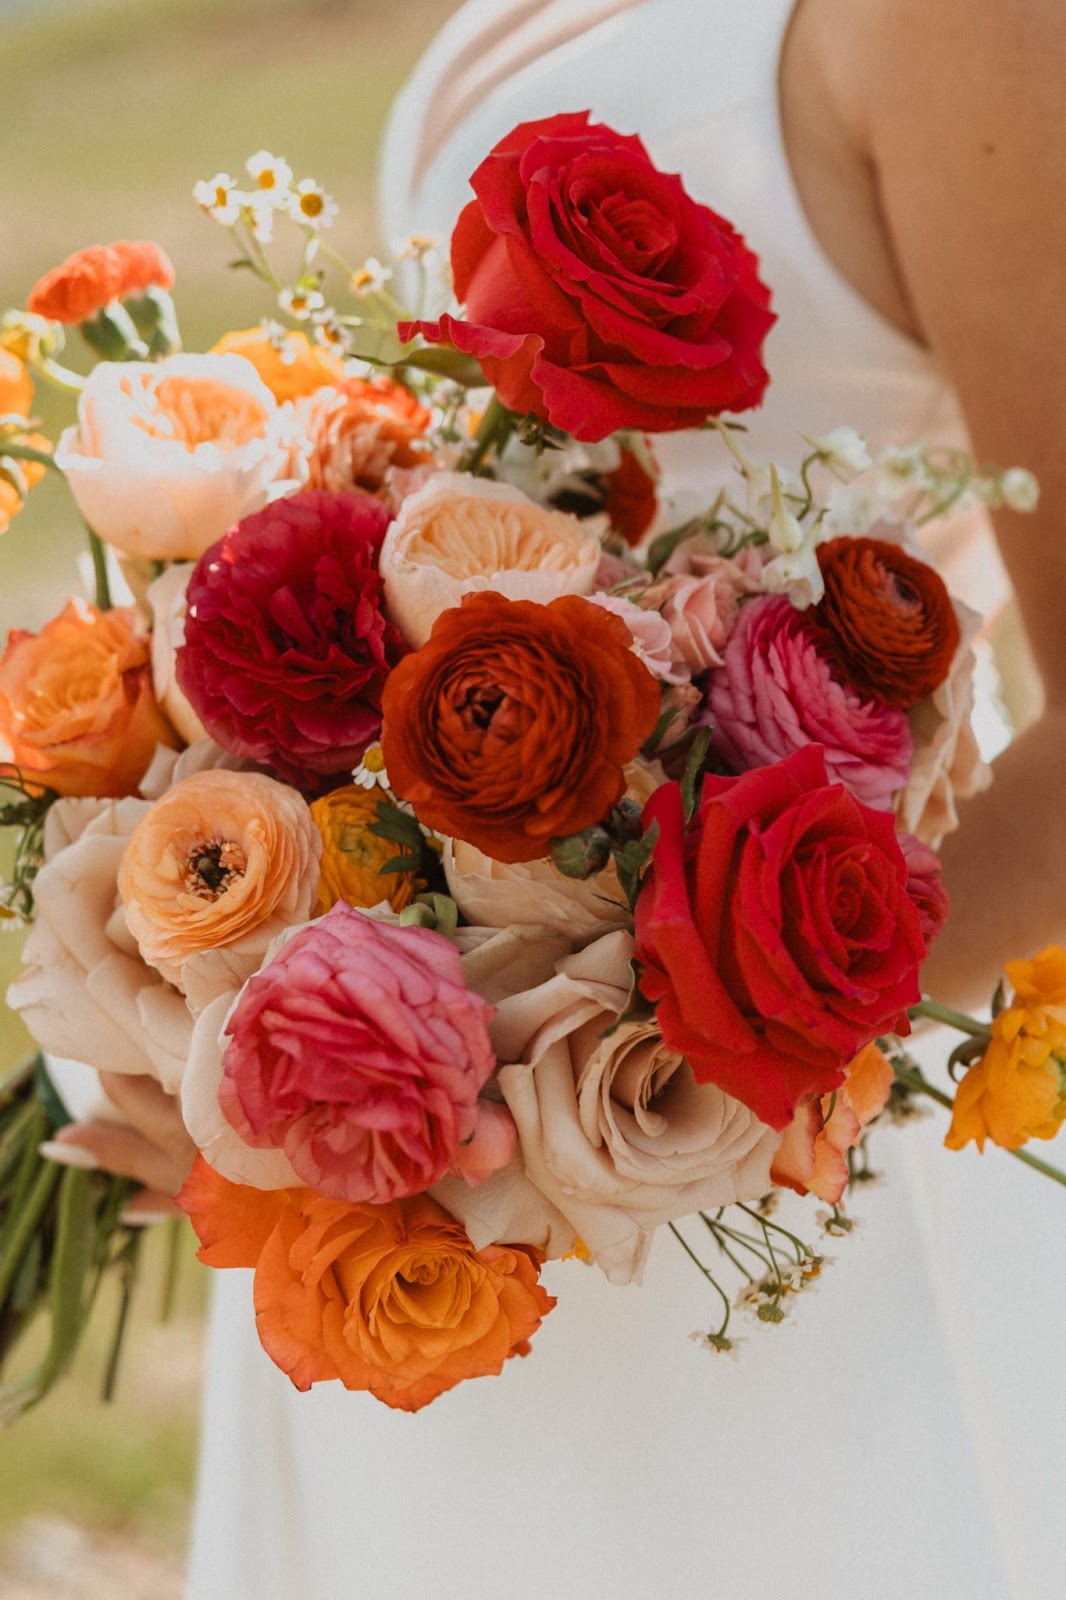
left=946, top=946, right=1066, bottom=1152
left=300, top=375, right=433, bottom=497
left=27, top=244, right=123, bottom=323
left=0, top=348, right=34, bottom=416
left=381, top=592, right=661, bottom=863
left=178, top=1157, right=554, bottom=1410
left=815, top=537, right=961, bottom=708
left=0, top=600, right=176, bottom=796
left=211, top=327, right=345, bottom=403
left=111, top=239, right=175, bottom=296
left=308, top=782, right=420, bottom=913
left=771, top=1042, right=895, bottom=1204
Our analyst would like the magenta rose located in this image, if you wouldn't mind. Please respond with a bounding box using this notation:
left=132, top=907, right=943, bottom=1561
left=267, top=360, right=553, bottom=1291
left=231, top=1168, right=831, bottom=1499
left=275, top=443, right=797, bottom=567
left=400, top=111, right=774, bottom=441
left=703, top=594, right=913, bottom=809
left=217, top=903, right=498, bottom=1203
left=176, top=489, right=405, bottom=791
left=633, top=746, right=928, bottom=1130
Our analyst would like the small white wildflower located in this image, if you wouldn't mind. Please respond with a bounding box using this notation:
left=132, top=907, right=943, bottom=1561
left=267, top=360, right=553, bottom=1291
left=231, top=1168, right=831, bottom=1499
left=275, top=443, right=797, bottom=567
left=244, top=199, right=276, bottom=245
left=878, top=444, right=933, bottom=490
left=245, top=150, right=293, bottom=199
left=193, top=172, right=244, bottom=225
left=394, top=232, right=441, bottom=260
left=689, top=1330, right=743, bottom=1359
left=999, top=466, right=1040, bottom=513
left=350, top=257, right=393, bottom=297
left=311, top=310, right=351, bottom=355
left=766, top=464, right=806, bottom=554
left=289, top=179, right=338, bottom=231
left=352, top=744, right=391, bottom=790
left=824, top=480, right=891, bottom=537
left=278, top=285, right=325, bottom=322
left=803, top=426, right=871, bottom=483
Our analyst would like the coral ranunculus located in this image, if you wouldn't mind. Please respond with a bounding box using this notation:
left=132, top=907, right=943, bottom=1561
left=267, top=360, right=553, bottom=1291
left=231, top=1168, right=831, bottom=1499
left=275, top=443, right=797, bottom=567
left=381, top=592, right=661, bottom=863
left=0, top=600, right=176, bottom=796
left=110, top=239, right=175, bottom=297
left=400, top=112, right=774, bottom=442
left=177, top=489, right=405, bottom=790
left=218, top=903, right=497, bottom=1203
left=815, top=536, right=961, bottom=708
left=178, top=1159, right=554, bottom=1410
left=634, top=746, right=928, bottom=1130
left=27, top=244, right=124, bottom=323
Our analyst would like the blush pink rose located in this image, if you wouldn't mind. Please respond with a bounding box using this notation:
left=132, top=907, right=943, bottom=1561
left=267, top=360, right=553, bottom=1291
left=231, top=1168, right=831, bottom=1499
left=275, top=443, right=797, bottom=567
left=217, top=903, right=498, bottom=1204
left=704, top=594, right=913, bottom=809
left=644, top=555, right=758, bottom=674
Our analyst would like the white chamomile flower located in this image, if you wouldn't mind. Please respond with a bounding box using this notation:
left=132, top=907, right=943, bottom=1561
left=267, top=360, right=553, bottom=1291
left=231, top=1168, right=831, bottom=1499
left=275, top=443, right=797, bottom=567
left=278, top=285, right=325, bottom=322
left=999, top=466, right=1040, bottom=513
left=312, top=310, right=350, bottom=354
left=290, top=179, right=338, bottom=231
left=193, top=172, right=243, bottom=225
left=245, top=200, right=276, bottom=245
left=245, top=149, right=293, bottom=200
left=803, top=426, right=872, bottom=483
left=352, top=744, right=391, bottom=791
left=351, top=257, right=393, bottom=297
left=394, top=232, right=441, bottom=261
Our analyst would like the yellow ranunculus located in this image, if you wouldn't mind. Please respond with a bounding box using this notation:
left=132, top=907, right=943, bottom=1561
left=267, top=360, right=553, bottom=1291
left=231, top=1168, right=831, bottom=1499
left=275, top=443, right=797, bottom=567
left=309, top=784, right=420, bottom=914
left=211, top=328, right=344, bottom=403
left=946, top=946, right=1066, bottom=1152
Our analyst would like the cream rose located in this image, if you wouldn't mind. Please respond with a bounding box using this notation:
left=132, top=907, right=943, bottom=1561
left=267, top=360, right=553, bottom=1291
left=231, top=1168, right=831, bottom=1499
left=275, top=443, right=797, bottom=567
left=147, top=562, right=208, bottom=745
left=379, top=470, right=601, bottom=647
left=493, top=931, right=782, bottom=1284
left=54, top=352, right=300, bottom=560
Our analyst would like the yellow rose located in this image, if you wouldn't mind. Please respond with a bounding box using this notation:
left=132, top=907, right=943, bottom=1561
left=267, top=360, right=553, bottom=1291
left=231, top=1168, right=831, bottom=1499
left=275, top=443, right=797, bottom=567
left=946, top=946, right=1066, bottom=1151
left=308, top=784, right=420, bottom=913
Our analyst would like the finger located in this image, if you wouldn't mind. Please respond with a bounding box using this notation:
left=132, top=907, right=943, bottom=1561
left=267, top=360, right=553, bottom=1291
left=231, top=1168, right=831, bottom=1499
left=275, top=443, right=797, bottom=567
left=120, top=1188, right=185, bottom=1225
left=48, top=1120, right=194, bottom=1195
left=97, top=1072, right=192, bottom=1150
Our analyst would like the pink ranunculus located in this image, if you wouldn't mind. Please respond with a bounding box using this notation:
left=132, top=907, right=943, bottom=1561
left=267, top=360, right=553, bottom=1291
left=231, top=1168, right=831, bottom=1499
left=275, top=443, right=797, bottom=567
left=217, top=903, right=498, bottom=1204
left=644, top=556, right=759, bottom=674
left=704, top=594, right=913, bottom=809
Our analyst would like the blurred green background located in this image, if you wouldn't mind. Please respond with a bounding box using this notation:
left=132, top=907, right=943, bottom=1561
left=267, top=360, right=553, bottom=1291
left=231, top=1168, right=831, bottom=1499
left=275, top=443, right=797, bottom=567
left=0, top=1, right=459, bottom=1592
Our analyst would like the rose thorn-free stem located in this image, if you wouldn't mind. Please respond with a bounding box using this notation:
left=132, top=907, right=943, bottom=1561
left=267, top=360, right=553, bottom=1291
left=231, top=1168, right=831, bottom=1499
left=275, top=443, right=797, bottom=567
left=457, top=393, right=515, bottom=475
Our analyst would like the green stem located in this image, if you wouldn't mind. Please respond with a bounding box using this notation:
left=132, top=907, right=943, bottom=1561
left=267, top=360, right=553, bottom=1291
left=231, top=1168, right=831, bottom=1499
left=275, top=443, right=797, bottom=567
left=894, top=1065, right=1066, bottom=1190
left=457, top=394, right=515, bottom=475
left=87, top=528, right=112, bottom=611
left=0, top=442, right=60, bottom=472
left=908, top=998, right=991, bottom=1038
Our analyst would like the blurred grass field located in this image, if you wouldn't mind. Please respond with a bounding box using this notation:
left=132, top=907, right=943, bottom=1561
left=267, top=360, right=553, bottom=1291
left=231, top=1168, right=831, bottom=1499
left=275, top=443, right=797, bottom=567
left=0, top=0, right=459, bottom=1589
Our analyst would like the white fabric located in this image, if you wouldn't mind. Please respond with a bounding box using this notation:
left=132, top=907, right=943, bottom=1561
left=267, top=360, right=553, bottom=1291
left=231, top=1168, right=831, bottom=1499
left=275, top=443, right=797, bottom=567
left=186, top=5, right=1064, bottom=1596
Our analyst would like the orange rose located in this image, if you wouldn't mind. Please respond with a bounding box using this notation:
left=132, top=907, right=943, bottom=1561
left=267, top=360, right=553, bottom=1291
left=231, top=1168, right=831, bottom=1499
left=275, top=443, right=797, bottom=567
left=0, top=348, right=34, bottom=416
left=179, top=1157, right=554, bottom=1410
left=308, top=783, right=420, bottom=913
left=380, top=593, right=661, bottom=863
left=815, top=537, right=961, bottom=708
left=300, top=375, right=433, bottom=496
left=771, top=1042, right=895, bottom=1205
left=946, top=946, right=1066, bottom=1151
left=27, top=244, right=124, bottom=323
left=211, top=327, right=345, bottom=403
left=0, top=601, right=176, bottom=796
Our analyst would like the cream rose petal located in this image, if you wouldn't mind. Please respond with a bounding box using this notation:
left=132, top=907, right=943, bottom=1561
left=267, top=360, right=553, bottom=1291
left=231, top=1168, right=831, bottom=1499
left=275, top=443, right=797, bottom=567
left=147, top=562, right=208, bottom=745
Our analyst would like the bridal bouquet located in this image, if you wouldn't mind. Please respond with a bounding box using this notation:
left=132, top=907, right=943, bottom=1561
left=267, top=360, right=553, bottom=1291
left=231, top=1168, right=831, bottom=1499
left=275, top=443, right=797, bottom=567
left=0, top=114, right=1055, bottom=1415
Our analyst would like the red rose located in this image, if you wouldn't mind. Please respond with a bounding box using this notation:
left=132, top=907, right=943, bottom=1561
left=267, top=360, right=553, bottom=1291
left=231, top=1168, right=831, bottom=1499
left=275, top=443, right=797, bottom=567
left=177, top=489, right=405, bottom=791
left=400, top=112, right=774, bottom=442
left=633, top=745, right=928, bottom=1130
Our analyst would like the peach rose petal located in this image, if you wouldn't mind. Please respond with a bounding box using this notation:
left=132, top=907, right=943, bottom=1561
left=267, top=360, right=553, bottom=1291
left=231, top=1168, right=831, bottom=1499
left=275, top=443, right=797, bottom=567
left=147, top=563, right=209, bottom=745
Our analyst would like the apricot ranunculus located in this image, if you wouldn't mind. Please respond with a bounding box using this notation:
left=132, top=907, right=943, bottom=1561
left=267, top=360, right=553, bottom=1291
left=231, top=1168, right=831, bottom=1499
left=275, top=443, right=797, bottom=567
left=308, top=783, right=420, bottom=913
left=211, top=327, right=345, bottom=403
left=0, top=600, right=175, bottom=797
left=946, top=946, right=1066, bottom=1152
left=53, top=353, right=298, bottom=560
left=178, top=1158, right=554, bottom=1410
left=815, top=536, right=961, bottom=709
left=771, top=1043, right=895, bottom=1205
left=381, top=592, right=660, bottom=863
left=298, top=375, right=433, bottom=498
left=117, top=768, right=321, bottom=1008
left=378, top=471, right=601, bottom=648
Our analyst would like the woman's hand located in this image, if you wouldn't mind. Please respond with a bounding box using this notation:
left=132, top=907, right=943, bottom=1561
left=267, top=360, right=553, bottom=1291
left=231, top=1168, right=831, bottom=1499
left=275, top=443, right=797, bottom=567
left=41, top=1072, right=197, bottom=1221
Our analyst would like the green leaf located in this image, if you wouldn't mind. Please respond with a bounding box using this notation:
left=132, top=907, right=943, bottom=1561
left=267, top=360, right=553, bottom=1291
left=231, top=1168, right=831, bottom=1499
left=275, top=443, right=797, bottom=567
left=613, top=820, right=659, bottom=908
left=379, top=852, right=422, bottom=875
left=368, top=801, right=424, bottom=849
left=680, top=728, right=712, bottom=824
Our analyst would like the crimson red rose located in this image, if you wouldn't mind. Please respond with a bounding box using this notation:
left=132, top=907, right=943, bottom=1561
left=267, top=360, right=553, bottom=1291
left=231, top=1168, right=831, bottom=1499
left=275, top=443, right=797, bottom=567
left=633, top=745, right=929, bottom=1130
left=399, top=112, right=774, bottom=442
left=177, top=489, right=405, bottom=791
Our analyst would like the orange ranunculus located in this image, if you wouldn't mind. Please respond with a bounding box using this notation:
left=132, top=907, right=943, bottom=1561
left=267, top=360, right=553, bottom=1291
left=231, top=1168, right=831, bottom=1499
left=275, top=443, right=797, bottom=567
left=815, top=537, right=961, bottom=708
left=0, top=600, right=176, bottom=796
left=771, top=1042, right=895, bottom=1204
left=27, top=244, right=124, bottom=323
left=178, top=1157, right=554, bottom=1410
left=308, top=783, right=420, bottom=913
left=111, top=239, right=175, bottom=296
left=301, top=375, right=433, bottom=497
left=380, top=592, right=661, bottom=863
left=211, top=327, right=346, bottom=403
left=946, top=947, right=1066, bottom=1152
left=0, top=349, right=33, bottom=416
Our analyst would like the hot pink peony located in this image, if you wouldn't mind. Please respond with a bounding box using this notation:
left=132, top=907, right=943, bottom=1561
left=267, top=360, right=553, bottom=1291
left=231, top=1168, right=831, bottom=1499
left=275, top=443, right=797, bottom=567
left=217, top=903, right=498, bottom=1203
left=704, top=594, right=912, bottom=809
left=176, top=489, right=405, bottom=791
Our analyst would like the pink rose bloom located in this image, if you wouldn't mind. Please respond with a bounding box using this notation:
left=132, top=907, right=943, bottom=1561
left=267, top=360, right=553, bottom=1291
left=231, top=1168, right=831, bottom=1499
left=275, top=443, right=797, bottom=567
left=644, top=556, right=758, bottom=674
left=587, top=593, right=688, bottom=684
left=217, top=902, right=498, bottom=1203
left=704, top=594, right=913, bottom=809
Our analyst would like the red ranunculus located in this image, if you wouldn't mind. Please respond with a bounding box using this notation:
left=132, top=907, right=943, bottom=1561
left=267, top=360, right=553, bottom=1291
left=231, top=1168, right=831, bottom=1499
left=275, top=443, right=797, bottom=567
left=633, top=745, right=929, bottom=1130
left=177, top=489, right=405, bottom=791
left=400, top=112, right=774, bottom=442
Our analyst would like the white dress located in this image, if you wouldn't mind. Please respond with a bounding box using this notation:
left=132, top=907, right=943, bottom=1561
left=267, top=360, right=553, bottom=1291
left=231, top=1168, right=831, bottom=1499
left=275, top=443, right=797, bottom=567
left=185, top=6, right=1064, bottom=1597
